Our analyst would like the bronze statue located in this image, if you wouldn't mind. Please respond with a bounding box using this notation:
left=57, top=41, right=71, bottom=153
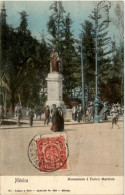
left=50, top=49, right=60, bottom=72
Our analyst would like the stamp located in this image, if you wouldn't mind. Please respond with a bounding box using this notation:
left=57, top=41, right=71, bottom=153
left=28, top=133, right=69, bottom=172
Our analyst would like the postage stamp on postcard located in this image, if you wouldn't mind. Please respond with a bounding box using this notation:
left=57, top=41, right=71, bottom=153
left=28, top=133, right=69, bottom=172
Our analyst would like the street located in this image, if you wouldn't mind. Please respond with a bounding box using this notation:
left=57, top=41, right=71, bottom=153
left=0, top=116, right=124, bottom=176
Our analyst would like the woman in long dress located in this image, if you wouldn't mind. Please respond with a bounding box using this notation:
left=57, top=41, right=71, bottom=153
left=51, top=107, right=64, bottom=132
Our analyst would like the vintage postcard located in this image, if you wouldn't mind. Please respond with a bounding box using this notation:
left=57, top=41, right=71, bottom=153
left=0, top=0, right=124, bottom=194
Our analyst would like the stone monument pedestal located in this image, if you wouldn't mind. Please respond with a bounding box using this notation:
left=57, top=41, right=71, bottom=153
left=46, top=72, right=66, bottom=116
left=66, top=109, right=72, bottom=120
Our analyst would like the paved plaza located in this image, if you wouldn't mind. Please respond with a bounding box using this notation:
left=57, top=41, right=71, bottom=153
left=0, top=116, right=124, bottom=176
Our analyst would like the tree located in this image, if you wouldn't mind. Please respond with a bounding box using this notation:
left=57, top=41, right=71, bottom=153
left=80, top=20, right=95, bottom=99
left=97, top=2, right=124, bottom=104
left=79, top=9, right=113, bottom=102
left=111, top=2, right=124, bottom=104
left=111, top=2, right=124, bottom=48
left=89, top=9, right=112, bottom=79
left=18, top=11, right=29, bottom=33
left=1, top=11, right=40, bottom=112
left=100, top=43, right=124, bottom=103
left=47, top=1, right=66, bottom=53
left=62, top=13, right=81, bottom=96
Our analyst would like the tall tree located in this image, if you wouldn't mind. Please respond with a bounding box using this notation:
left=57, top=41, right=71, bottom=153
left=62, top=13, right=81, bottom=96
left=80, top=9, right=113, bottom=101
left=47, top=1, right=65, bottom=53
left=1, top=10, right=40, bottom=112
left=80, top=20, right=95, bottom=99
left=96, top=2, right=124, bottom=104
left=100, top=43, right=124, bottom=103
left=112, top=2, right=124, bottom=104
left=89, top=9, right=112, bottom=79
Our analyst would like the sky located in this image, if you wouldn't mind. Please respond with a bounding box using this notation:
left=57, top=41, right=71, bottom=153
left=0, top=1, right=124, bottom=47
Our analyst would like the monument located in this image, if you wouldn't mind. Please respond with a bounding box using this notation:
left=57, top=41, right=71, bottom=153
left=46, top=49, right=66, bottom=116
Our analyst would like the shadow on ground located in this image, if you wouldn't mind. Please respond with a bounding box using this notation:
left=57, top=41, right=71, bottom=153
left=1, top=121, right=28, bottom=125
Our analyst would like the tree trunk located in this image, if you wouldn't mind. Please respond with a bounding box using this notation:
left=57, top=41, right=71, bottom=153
left=18, top=92, right=22, bottom=105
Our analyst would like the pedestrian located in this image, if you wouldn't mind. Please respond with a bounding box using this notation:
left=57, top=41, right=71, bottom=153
left=26, top=107, right=29, bottom=119
left=58, top=107, right=64, bottom=130
left=44, top=105, right=50, bottom=125
left=76, top=104, right=82, bottom=122
left=16, top=104, right=22, bottom=126
left=29, top=108, right=34, bottom=127
left=51, top=106, right=64, bottom=132
left=72, top=105, right=77, bottom=121
left=121, top=106, right=124, bottom=115
left=51, top=104, right=56, bottom=124
left=111, top=108, right=120, bottom=129
left=118, top=105, right=121, bottom=115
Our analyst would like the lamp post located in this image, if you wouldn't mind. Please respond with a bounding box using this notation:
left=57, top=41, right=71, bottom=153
left=94, top=1, right=111, bottom=123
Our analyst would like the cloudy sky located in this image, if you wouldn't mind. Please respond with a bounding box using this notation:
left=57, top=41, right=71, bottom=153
left=0, top=1, right=123, bottom=46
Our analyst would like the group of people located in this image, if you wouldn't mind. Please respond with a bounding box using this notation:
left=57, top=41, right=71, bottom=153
left=14, top=103, right=64, bottom=131
left=15, top=104, right=34, bottom=127
left=14, top=101, right=123, bottom=129
left=44, top=104, right=64, bottom=132
left=71, top=101, right=123, bottom=129
left=72, top=104, right=84, bottom=122
left=72, top=102, right=94, bottom=122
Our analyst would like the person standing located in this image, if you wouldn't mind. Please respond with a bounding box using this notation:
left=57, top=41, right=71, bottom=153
left=51, top=104, right=56, bottom=124
left=58, top=107, right=64, bottom=131
left=16, top=104, right=22, bottom=126
left=118, top=105, right=121, bottom=115
left=51, top=107, right=64, bottom=132
left=29, top=108, right=34, bottom=127
left=72, top=105, right=77, bottom=121
left=111, top=108, right=120, bottom=129
left=44, top=105, right=50, bottom=125
left=77, top=105, right=82, bottom=122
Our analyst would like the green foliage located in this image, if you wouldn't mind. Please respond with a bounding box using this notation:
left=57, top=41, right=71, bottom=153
left=89, top=9, right=112, bottom=74
left=18, top=11, right=29, bottom=33
left=62, top=13, right=81, bottom=95
left=80, top=20, right=95, bottom=92
left=47, top=1, right=65, bottom=53
left=1, top=2, right=123, bottom=109
left=1, top=11, right=50, bottom=112
left=100, top=44, right=124, bottom=103
left=80, top=9, right=117, bottom=102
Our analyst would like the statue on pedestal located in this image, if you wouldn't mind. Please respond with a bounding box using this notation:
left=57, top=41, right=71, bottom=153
left=50, top=49, right=60, bottom=73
